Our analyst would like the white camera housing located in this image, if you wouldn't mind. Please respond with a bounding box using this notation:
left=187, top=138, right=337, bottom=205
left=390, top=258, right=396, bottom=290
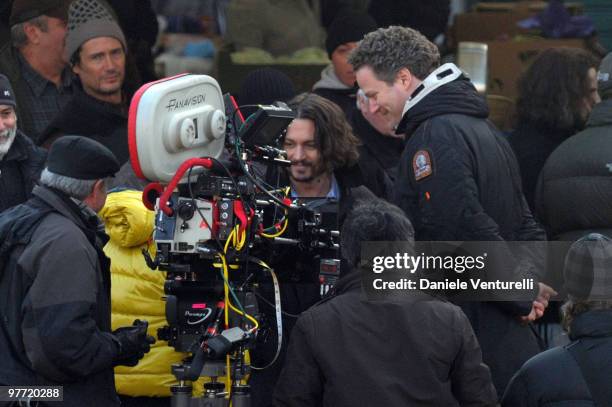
left=128, top=74, right=227, bottom=183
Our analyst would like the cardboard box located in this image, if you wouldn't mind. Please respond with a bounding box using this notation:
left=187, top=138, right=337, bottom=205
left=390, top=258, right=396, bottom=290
left=473, top=1, right=583, bottom=15
left=453, top=1, right=584, bottom=43
left=453, top=11, right=535, bottom=43
left=486, top=38, right=587, bottom=99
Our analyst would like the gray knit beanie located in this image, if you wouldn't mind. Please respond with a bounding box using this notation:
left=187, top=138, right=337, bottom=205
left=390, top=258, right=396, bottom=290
left=564, top=233, right=612, bottom=301
left=65, top=0, right=126, bottom=63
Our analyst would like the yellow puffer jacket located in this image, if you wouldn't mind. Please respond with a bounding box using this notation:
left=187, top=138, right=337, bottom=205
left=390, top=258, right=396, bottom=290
left=100, top=190, right=183, bottom=396
left=101, top=190, right=235, bottom=397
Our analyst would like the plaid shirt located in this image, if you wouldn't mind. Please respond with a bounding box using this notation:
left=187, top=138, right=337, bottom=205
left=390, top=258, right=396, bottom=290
left=17, top=53, right=73, bottom=142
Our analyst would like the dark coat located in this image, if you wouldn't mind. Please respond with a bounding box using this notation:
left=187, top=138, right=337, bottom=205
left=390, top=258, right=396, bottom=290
left=352, top=111, right=403, bottom=194
left=508, top=120, right=577, bottom=213
left=502, top=309, right=612, bottom=406
left=393, top=76, right=547, bottom=396
left=273, top=271, right=498, bottom=406
left=39, top=85, right=129, bottom=164
left=312, top=86, right=356, bottom=119
left=0, top=186, right=120, bottom=406
left=536, top=99, right=612, bottom=241
left=534, top=100, right=612, bottom=296
left=0, top=131, right=46, bottom=212
left=0, top=44, right=40, bottom=141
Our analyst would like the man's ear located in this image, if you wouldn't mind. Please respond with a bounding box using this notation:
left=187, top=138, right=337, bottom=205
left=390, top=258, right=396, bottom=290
left=23, top=22, right=41, bottom=45
left=94, top=179, right=106, bottom=196
left=396, top=68, right=413, bottom=91
left=84, top=179, right=105, bottom=204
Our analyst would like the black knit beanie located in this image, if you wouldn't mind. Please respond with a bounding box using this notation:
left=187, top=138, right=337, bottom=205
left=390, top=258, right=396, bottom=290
left=325, top=13, right=377, bottom=58
left=0, top=74, right=16, bottom=108
left=238, top=68, right=296, bottom=107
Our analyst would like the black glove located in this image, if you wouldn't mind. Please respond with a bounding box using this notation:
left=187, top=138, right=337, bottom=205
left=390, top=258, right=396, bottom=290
left=113, top=319, right=156, bottom=367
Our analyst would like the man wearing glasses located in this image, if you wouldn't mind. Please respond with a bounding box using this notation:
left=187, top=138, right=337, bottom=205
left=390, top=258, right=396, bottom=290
left=349, top=26, right=554, bottom=397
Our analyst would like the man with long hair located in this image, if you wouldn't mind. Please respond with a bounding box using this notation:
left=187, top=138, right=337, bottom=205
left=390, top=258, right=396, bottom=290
left=254, top=93, right=374, bottom=407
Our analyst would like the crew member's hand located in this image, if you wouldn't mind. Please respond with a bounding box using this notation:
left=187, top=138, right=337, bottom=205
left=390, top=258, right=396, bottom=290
left=113, top=319, right=156, bottom=367
left=519, top=283, right=558, bottom=324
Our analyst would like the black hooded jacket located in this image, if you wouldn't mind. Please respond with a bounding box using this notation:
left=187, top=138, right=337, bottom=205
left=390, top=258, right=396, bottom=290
left=503, top=309, right=612, bottom=406
left=394, top=76, right=547, bottom=396
left=395, top=76, right=544, bottom=244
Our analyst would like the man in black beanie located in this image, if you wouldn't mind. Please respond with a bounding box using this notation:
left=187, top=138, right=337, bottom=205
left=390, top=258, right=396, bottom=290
left=0, top=135, right=155, bottom=406
left=238, top=67, right=296, bottom=107
left=313, top=12, right=377, bottom=115
left=0, top=73, right=46, bottom=212
left=314, top=13, right=402, bottom=201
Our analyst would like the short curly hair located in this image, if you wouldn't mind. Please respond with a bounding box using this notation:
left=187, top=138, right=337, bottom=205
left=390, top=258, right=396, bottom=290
left=348, top=25, right=440, bottom=84
left=287, top=93, right=360, bottom=173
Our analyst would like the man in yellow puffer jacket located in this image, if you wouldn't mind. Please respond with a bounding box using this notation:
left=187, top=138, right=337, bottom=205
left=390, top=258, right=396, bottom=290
left=100, top=189, right=240, bottom=405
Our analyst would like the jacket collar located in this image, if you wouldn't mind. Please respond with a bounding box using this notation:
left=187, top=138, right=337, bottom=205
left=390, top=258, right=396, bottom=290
left=328, top=270, right=362, bottom=296
left=32, top=185, right=92, bottom=231
left=569, top=309, right=612, bottom=340
left=395, top=69, right=488, bottom=136
left=2, top=131, right=28, bottom=162
left=401, top=63, right=463, bottom=117
left=313, top=65, right=353, bottom=91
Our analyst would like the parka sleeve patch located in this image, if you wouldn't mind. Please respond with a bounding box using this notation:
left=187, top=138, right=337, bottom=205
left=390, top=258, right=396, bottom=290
left=413, top=149, right=434, bottom=181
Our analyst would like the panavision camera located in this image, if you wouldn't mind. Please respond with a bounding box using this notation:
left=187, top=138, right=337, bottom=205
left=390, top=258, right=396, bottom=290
left=128, top=74, right=341, bottom=407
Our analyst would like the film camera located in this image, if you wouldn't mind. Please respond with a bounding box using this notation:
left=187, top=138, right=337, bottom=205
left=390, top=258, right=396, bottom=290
left=128, top=74, right=341, bottom=406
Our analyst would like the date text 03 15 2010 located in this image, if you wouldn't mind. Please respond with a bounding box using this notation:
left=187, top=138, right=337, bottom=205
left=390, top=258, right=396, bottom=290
left=0, top=386, right=63, bottom=401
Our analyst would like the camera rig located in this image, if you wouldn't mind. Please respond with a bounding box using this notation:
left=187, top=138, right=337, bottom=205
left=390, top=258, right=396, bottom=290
left=128, top=74, right=341, bottom=406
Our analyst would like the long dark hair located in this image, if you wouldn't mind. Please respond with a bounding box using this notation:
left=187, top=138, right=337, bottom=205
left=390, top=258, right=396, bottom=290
left=287, top=93, right=360, bottom=174
left=515, top=47, right=599, bottom=131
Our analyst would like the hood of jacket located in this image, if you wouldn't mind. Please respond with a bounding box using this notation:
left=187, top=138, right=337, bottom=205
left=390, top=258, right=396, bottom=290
left=313, top=64, right=352, bottom=91
left=99, top=189, right=154, bottom=248
left=396, top=75, right=489, bottom=136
